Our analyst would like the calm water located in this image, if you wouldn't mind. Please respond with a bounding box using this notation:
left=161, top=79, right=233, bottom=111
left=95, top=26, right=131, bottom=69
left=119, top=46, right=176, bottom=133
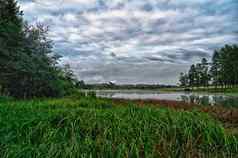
left=95, top=90, right=238, bottom=107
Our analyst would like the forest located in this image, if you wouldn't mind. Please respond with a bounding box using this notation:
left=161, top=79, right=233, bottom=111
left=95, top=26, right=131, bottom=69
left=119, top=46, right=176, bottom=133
left=0, top=0, right=77, bottom=98
left=179, top=45, right=238, bottom=89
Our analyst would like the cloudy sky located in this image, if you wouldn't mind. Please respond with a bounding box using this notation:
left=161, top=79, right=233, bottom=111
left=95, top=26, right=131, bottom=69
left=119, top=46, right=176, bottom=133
left=19, top=0, right=238, bottom=84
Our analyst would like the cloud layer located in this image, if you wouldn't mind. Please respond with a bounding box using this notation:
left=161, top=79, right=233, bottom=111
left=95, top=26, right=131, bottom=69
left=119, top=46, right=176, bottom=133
left=19, top=0, right=238, bottom=84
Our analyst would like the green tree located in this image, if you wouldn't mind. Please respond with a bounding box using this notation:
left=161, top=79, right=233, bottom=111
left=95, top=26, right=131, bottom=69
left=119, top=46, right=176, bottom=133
left=0, top=0, right=24, bottom=95
left=195, top=63, right=202, bottom=87
left=0, top=0, right=77, bottom=98
left=180, top=44, right=238, bottom=91
left=217, top=44, right=238, bottom=88
left=210, top=50, right=221, bottom=89
left=179, top=72, right=189, bottom=87
left=200, top=58, right=210, bottom=88
left=76, top=80, right=86, bottom=89
left=188, top=65, right=196, bottom=88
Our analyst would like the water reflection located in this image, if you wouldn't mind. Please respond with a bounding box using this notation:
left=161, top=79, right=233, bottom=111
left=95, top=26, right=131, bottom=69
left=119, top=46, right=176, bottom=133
left=181, top=95, right=214, bottom=106
left=95, top=90, right=238, bottom=108
left=180, top=95, right=238, bottom=107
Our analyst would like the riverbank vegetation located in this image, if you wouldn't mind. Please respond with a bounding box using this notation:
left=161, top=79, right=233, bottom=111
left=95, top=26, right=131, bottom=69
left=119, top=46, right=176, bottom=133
left=0, top=95, right=238, bottom=158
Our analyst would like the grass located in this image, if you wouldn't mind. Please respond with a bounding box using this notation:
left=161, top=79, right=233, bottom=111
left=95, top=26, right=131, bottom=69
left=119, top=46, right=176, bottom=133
left=0, top=95, right=238, bottom=158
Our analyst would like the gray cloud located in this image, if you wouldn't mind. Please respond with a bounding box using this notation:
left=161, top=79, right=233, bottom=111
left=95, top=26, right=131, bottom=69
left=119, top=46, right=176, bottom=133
left=19, top=0, right=238, bottom=84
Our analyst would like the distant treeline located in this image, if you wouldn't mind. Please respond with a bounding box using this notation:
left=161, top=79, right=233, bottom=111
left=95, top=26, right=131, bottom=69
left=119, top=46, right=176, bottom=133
left=179, top=44, right=238, bottom=89
left=0, top=0, right=77, bottom=98
left=76, top=81, right=177, bottom=90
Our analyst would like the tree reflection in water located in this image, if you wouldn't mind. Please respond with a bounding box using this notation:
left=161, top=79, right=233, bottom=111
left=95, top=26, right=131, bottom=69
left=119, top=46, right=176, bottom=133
left=180, top=95, right=238, bottom=107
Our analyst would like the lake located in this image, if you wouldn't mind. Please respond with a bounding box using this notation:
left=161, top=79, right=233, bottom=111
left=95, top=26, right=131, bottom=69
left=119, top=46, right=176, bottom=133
left=95, top=90, right=238, bottom=107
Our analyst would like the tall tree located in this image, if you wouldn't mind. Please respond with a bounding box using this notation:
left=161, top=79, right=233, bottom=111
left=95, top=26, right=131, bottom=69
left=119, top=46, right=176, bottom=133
left=0, top=0, right=24, bottom=95
left=195, top=63, right=202, bottom=87
left=188, top=65, right=196, bottom=89
left=200, top=58, right=210, bottom=88
left=210, top=50, right=220, bottom=89
left=0, top=0, right=77, bottom=98
left=179, top=72, right=189, bottom=87
left=181, top=44, right=238, bottom=91
left=218, top=44, right=238, bottom=88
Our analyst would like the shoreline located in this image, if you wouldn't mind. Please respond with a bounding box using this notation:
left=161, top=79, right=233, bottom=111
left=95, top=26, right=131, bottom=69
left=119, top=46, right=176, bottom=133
left=82, top=87, right=238, bottom=94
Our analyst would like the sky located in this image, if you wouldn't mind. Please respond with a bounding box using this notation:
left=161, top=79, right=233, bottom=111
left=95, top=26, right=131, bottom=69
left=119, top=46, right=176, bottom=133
left=19, top=0, right=238, bottom=85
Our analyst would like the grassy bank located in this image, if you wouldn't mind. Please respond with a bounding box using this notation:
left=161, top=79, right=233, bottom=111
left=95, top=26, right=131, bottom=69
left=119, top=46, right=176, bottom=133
left=0, top=95, right=238, bottom=158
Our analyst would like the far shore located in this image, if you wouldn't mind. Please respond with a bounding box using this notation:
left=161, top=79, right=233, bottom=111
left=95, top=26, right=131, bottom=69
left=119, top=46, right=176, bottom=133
left=81, top=86, right=238, bottom=94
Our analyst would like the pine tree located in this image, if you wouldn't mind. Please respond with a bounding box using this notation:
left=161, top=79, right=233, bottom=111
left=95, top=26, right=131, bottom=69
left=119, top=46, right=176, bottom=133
left=0, top=0, right=24, bottom=95
left=179, top=72, right=189, bottom=87
left=201, top=58, right=209, bottom=88
left=188, top=65, right=196, bottom=89
left=0, top=0, right=76, bottom=98
left=210, top=50, right=220, bottom=89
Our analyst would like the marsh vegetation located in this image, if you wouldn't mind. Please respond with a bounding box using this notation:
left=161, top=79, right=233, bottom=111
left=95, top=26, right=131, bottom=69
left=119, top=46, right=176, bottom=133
left=0, top=95, right=238, bottom=158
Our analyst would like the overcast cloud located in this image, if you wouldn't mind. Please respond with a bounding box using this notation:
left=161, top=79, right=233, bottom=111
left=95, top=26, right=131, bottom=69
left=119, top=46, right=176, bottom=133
left=19, top=0, right=238, bottom=84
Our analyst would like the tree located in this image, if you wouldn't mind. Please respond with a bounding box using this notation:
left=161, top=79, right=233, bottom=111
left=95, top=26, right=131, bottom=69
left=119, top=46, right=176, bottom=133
left=76, top=80, right=86, bottom=89
left=181, top=44, right=238, bottom=91
left=195, top=63, right=202, bottom=87
left=188, top=65, right=197, bottom=88
left=200, top=58, right=210, bottom=88
left=0, top=0, right=24, bottom=95
left=217, top=44, right=238, bottom=88
left=210, top=50, right=220, bottom=89
left=0, top=0, right=77, bottom=98
left=62, top=64, right=77, bottom=84
left=179, top=72, right=189, bottom=87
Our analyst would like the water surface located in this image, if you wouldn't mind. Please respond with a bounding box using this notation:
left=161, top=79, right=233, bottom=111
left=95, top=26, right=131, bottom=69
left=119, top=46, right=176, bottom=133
left=95, top=90, right=238, bottom=107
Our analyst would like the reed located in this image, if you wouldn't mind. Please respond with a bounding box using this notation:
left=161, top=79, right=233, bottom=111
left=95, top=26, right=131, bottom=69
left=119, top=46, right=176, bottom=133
left=0, top=95, right=237, bottom=158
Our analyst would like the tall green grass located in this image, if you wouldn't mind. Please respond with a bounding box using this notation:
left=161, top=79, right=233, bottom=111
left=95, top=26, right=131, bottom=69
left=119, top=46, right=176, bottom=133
left=0, top=96, right=237, bottom=158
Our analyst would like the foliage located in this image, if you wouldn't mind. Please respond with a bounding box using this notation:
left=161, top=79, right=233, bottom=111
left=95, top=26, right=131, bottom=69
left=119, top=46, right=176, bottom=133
left=0, top=96, right=237, bottom=158
left=77, top=83, right=177, bottom=90
left=0, top=0, right=76, bottom=98
left=179, top=72, right=189, bottom=87
left=179, top=45, right=238, bottom=89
